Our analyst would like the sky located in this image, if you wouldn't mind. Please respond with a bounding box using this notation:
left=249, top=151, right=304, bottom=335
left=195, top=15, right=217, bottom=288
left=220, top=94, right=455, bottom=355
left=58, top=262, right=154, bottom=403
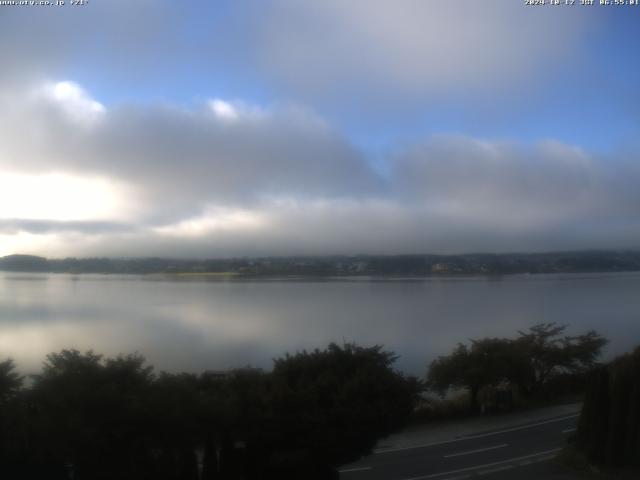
left=1, top=0, right=639, bottom=258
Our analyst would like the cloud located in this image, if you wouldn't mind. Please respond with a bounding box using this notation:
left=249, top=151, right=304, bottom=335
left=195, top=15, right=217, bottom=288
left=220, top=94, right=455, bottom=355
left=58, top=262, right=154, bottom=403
left=38, top=81, right=105, bottom=124
left=0, top=172, right=128, bottom=221
left=0, top=82, right=381, bottom=226
left=243, top=0, right=594, bottom=101
left=208, top=99, right=241, bottom=122
left=392, top=136, right=605, bottom=228
left=0, top=0, right=182, bottom=86
left=0, top=219, right=133, bottom=236
left=1, top=78, right=640, bottom=258
left=0, top=1, right=597, bottom=117
left=152, top=207, right=267, bottom=238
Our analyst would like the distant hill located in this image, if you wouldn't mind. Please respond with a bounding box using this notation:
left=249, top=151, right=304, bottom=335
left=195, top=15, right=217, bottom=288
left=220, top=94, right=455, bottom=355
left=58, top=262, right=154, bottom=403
left=0, top=254, right=49, bottom=272
left=2, top=251, right=640, bottom=276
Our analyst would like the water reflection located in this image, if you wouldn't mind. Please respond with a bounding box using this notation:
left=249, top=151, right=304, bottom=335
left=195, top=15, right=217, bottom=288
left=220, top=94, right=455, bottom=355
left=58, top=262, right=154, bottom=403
left=1, top=271, right=639, bottom=375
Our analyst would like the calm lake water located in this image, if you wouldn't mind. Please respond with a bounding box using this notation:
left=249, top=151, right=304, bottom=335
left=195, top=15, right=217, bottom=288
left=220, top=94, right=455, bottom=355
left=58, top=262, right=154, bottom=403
left=1, top=271, right=639, bottom=376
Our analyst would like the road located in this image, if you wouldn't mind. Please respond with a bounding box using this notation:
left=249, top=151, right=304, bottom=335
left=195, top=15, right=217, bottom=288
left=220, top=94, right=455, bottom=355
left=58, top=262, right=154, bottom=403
left=339, top=413, right=578, bottom=480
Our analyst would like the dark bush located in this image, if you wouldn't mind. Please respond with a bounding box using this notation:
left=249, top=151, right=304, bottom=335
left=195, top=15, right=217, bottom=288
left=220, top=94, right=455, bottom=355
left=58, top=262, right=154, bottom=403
left=0, top=344, right=420, bottom=480
left=576, top=346, right=640, bottom=467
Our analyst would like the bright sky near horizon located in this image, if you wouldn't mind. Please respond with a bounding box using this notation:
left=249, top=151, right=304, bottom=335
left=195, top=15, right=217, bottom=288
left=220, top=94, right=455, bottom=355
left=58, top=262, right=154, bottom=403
left=1, top=0, right=639, bottom=257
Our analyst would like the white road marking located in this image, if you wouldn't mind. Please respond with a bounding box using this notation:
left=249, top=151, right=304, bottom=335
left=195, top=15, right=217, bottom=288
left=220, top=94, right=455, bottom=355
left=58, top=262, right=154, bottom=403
left=397, top=447, right=562, bottom=480
left=562, top=427, right=576, bottom=434
left=338, top=466, right=372, bottom=473
left=477, top=464, right=513, bottom=475
left=375, top=414, right=578, bottom=454
left=526, top=453, right=557, bottom=464
left=443, top=443, right=508, bottom=458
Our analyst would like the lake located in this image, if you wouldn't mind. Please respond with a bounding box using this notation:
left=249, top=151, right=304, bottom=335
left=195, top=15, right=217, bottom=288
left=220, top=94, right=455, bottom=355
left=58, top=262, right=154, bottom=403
left=1, top=271, right=639, bottom=376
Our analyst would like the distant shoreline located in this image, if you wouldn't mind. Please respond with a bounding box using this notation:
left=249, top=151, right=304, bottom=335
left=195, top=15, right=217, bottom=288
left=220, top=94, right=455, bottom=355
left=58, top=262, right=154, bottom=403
left=2, top=250, right=640, bottom=277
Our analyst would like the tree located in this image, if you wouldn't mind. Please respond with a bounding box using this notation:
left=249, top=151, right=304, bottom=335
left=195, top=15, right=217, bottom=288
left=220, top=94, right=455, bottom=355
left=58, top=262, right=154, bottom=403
left=577, top=346, right=640, bottom=467
left=29, top=350, right=156, bottom=480
left=0, top=358, right=25, bottom=476
left=145, top=372, right=203, bottom=480
left=428, top=338, right=517, bottom=413
left=1, top=344, right=421, bottom=480
left=427, top=324, right=608, bottom=412
left=514, top=323, right=607, bottom=396
left=262, top=343, right=421, bottom=478
left=0, top=358, right=22, bottom=403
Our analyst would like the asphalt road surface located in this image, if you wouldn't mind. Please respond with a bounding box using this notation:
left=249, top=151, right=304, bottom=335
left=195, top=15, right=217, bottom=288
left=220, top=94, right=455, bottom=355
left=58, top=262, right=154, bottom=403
left=339, top=413, right=578, bottom=480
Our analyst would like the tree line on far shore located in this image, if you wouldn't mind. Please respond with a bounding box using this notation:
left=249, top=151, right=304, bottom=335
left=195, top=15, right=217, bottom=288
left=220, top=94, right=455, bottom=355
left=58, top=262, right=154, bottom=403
left=3, top=250, right=640, bottom=276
